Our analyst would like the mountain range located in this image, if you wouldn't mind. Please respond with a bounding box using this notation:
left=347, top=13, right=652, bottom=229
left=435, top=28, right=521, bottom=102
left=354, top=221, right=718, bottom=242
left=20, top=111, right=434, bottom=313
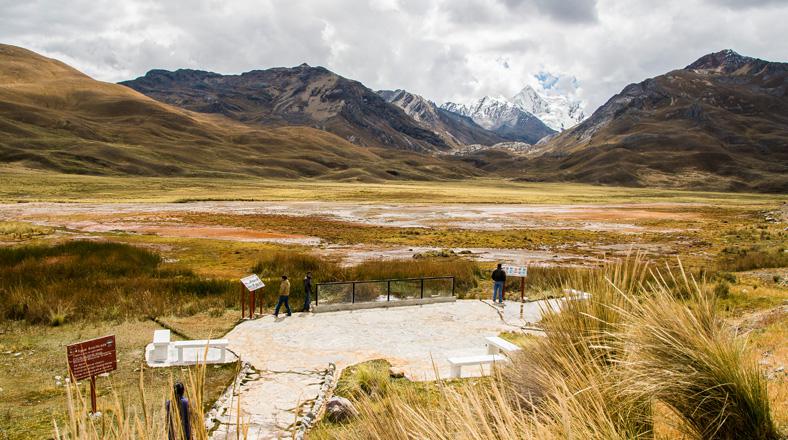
left=0, top=44, right=477, bottom=180
left=0, top=44, right=785, bottom=192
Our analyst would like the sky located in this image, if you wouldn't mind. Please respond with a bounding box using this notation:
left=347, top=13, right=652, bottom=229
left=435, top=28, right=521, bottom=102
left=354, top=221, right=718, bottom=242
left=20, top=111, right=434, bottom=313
left=2, top=0, right=787, bottom=113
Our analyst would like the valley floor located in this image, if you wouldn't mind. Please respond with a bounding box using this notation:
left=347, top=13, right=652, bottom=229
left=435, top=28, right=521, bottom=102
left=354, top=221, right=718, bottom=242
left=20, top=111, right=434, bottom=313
left=0, top=174, right=785, bottom=438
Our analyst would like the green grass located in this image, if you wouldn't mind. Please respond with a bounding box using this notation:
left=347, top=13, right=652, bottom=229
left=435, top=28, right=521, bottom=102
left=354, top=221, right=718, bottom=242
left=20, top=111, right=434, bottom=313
left=0, top=221, right=53, bottom=240
left=2, top=167, right=785, bottom=204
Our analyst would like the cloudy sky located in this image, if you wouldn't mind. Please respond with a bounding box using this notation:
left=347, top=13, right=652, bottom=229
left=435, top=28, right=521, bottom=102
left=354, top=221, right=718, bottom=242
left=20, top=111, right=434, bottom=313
left=2, top=0, right=787, bottom=112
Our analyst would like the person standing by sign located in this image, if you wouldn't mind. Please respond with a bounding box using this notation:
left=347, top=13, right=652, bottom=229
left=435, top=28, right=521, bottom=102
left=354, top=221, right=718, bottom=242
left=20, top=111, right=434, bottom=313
left=302, top=272, right=313, bottom=312
left=274, top=275, right=292, bottom=317
left=491, top=263, right=506, bottom=305
left=166, top=381, right=191, bottom=440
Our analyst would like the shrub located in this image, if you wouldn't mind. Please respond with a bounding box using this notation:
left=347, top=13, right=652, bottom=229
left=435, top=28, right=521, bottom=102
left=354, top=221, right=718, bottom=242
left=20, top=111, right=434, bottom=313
left=713, top=280, right=731, bottom=298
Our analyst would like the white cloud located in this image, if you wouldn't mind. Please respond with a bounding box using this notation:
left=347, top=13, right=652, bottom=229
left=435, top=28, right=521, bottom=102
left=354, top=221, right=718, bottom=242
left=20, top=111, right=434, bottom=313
left=0, top=0, right=786, bottom=113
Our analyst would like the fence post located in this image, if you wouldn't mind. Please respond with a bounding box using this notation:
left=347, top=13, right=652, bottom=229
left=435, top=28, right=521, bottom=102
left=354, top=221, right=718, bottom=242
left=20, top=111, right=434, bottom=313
left=387, top=280, right=391, bottom=302
left=451, top=277, right=455, bottom=297
left=352, top=282, right=356, bottom=304
left=241, top=284, right=245, bottom=319
left=315, top=284, right=319, bottom=306
left=420, top=278, right=424, bottom=299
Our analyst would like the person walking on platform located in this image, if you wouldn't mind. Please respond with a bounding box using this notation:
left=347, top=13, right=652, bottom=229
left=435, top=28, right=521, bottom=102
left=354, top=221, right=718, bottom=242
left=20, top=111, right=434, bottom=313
left=274, top=275, right=292, bottom=317
left=491, top=263, right=506, bottom=305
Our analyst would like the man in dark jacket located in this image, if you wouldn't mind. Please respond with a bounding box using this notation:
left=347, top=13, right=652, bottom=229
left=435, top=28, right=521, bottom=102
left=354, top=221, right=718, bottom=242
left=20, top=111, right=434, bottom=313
left=166, top=381, right=191, bottom=439
left=491, top=263, right=506, bottom=304
left=302, top=272, right=313, bottom=312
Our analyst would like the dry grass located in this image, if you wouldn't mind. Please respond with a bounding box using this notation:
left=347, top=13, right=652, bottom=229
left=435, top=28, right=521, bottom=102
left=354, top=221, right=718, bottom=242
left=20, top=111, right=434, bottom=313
left=0, top=241, right=236, bottom=325
left=52, top=357, right=243, bottom=439
left=318, top=256, right=782, bottom=440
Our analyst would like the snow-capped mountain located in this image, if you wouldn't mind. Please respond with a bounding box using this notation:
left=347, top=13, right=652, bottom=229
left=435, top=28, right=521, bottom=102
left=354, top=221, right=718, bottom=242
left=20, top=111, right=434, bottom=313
left=377, top=89, right=507, bottom=147
left=510, top=85, right=585, bottom=131
left=439, top=96, right=555, bottom=144
left=442, top=85, right=585, bottom=135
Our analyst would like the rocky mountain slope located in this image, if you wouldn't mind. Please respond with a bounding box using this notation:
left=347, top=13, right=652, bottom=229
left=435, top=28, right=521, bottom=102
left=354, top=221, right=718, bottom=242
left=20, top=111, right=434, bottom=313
left=377, top=89, right=506, bottom=147
left=440, top=96, right=556, bottom=144
left=0, top=44, right=478, bottom=180
left=121, top=66, right=450, bottom=152
left=490, top=50, right=787, bottom=192
left=510, top=85, right=585, bottom=131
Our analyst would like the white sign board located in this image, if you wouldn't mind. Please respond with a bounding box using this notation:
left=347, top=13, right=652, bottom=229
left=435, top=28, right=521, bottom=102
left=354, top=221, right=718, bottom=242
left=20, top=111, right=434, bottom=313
left=240, top=274, right=265, bottom=291
left=502, top=265, right=528, bottom=277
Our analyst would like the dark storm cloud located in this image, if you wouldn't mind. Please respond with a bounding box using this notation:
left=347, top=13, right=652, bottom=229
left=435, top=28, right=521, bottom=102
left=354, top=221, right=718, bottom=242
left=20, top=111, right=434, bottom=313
left=0, top=0, right=786, bottom=113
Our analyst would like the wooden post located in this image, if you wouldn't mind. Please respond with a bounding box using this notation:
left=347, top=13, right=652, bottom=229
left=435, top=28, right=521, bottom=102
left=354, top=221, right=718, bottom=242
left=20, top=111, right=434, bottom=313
left=520, top=277, right=525, bottom=303
left=259, top=290, right=263, bottom=315
left=250, top=291, right=255, bottom=318
left=241, top=284, right=245, bottom=319
left=90, top=375, right=97, bottom=414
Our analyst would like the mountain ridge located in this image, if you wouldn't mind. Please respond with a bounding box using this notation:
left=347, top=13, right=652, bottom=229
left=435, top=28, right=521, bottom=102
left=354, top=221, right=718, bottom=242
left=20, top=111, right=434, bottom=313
left=120, top=65, right=451, bottom=152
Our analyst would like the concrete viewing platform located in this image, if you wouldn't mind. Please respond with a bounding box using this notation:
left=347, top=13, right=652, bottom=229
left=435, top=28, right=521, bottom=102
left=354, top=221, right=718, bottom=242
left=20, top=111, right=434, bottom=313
left=210, top=298, right=563, bottom=439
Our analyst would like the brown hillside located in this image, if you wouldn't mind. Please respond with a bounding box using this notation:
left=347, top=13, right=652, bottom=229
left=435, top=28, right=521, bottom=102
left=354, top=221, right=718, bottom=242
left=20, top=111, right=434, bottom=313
left=0, top=44, right=476, bottom=180
left=525, top=50, right=788, bottom=192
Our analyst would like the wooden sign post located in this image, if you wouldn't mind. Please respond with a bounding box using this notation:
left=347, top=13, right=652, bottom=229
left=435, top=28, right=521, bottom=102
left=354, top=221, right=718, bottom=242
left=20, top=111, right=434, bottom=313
left=67, top=335, right=117, bottom=414
left=240, top=274, right=265, bottom=319
left=501, top=265, right=528, bottom=302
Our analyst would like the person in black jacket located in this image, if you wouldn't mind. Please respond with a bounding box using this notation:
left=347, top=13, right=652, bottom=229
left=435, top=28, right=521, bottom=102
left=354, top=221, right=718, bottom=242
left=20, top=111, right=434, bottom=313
left=166, top=381, right=191, bottom=440
left=491, top=263, right=506, bottom=304
left=302, top=272, right=313, bottom=312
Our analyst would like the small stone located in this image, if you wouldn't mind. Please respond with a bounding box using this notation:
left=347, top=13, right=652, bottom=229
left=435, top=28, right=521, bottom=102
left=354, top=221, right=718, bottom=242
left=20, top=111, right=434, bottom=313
left=388, top=368, right=406, bottom=379
left=325, top=396, right=358, bottom=423
left=775, top=366, right=785, bottom=373
left=12, top=352, right=21, bottom=357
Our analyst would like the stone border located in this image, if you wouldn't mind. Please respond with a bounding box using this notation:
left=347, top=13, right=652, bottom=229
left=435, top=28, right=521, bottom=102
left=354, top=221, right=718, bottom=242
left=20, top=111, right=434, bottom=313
left=294, top=363, right=337, bottom=440
left=313, top=296, right=455, bottom=313
left=205, top=361, right=253, bottom=436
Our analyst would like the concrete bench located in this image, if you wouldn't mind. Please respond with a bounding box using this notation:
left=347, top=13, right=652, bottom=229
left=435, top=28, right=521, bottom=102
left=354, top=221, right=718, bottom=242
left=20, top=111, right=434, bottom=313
left=172, top=339, right=229, bottom=363
left=447, top=354, right=506, bottom=378
left=151, top=329, right=171, bottom=363
left=485, top=336, right=521, bottom=355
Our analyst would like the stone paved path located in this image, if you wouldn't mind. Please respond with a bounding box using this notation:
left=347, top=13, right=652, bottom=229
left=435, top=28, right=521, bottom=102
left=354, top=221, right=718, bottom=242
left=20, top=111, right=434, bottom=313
left=210, top=299, right=561, bottom=439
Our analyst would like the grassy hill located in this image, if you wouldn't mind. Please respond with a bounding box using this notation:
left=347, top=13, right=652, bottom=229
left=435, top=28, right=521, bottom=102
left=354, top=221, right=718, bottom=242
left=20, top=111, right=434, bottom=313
left=0, top=44, right=477, bottom=181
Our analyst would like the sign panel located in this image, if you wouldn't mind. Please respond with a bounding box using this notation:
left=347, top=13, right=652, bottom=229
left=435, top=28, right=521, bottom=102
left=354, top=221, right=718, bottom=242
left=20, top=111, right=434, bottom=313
left=67, top=335, right=117, bottom=381
left=502, top=265, right=528, bottom=277
left=241, top=274, right=265, bottom=291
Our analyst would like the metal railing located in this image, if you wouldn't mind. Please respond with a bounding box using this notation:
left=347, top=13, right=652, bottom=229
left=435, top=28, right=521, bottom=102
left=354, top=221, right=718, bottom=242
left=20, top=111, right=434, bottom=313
left=315, top=276, right=455, bottom=306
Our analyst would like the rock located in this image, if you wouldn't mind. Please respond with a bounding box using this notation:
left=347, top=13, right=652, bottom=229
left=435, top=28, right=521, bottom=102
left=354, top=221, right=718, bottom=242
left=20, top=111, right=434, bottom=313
left=325, top=396, right=358, bottom=423
left=388, top=368, right=406, bottom=379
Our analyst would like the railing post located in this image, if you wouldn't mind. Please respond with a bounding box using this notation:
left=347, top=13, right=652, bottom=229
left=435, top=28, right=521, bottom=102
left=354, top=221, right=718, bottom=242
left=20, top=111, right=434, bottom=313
left=387, top=280, right=391, bottom=302
left=352, top=282, right=356, bottom=304
left=452, top=277, right=455, bottom=297
left=420, top=278, right=424, bottom=299
left=241, top=284, right=245, bottom=319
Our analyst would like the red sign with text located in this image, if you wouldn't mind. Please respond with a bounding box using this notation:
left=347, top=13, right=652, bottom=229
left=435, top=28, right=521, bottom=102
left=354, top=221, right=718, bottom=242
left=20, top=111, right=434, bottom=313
left=67, top=335, right=117, bottom=381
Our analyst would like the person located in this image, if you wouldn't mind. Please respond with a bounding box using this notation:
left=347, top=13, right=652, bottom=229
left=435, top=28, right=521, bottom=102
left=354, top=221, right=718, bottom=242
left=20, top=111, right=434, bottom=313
left=302, top=272, right=313, bottom=312
left=491, top=263, right=506, bottom=304
left=274, top=275, right=292, bottom=317
left=166, top=381, right=191, bottom=440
